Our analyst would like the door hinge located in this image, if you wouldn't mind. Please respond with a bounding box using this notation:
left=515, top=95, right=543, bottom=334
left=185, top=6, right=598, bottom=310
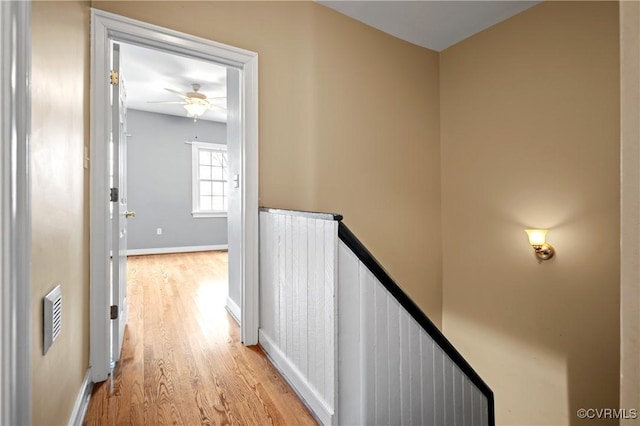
left=110, top=305, right=118, bottom=320
left=110, top=70, right=119, bottom=86
left=110, top=187, right=118, bottom=202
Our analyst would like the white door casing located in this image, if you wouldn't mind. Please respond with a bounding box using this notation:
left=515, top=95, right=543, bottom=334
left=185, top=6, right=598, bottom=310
left=0, top=1, right=31, bottom=424
left=226, top=67, right=242, bottom=322
left=90, top=9, right=259, bottom=382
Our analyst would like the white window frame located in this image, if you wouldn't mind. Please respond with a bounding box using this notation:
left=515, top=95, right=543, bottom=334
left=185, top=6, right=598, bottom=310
left=191, top=141, right=229, bottom=218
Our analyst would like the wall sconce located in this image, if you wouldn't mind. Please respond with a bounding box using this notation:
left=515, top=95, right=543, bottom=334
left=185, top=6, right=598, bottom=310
left=524, top=229, right=555, bottom=261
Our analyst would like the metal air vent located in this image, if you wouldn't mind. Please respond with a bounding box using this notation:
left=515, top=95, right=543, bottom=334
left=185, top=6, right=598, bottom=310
left=43, top=285, right=62, bottom=355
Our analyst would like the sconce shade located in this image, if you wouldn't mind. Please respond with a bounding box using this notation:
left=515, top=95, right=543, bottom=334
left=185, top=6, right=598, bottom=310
left=525, top=229, right=547, bottom=246
left=525, top=228, right=554, bottom=261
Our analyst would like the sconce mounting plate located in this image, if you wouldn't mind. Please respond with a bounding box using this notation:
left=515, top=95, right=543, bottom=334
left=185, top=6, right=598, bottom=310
left=533, top=243, right=554, bottom=260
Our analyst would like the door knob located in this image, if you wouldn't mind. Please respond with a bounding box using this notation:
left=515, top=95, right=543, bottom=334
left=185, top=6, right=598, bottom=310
left=124, top=211, right=136, bottom=218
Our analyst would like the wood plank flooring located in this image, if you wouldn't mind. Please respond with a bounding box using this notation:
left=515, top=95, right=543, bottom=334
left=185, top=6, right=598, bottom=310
left=83, top=251, right=316, bottom=426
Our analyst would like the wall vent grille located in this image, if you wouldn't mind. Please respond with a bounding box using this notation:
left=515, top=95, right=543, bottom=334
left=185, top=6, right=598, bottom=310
left=43, top=285, right=62, bottom=355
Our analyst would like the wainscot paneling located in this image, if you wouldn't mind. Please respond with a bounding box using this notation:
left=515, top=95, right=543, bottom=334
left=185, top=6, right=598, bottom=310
left=259, top=210, right=338, bottom=425
left=337, top=240, right=490, bottom=426
left=259, top=209, right=492, bottom=426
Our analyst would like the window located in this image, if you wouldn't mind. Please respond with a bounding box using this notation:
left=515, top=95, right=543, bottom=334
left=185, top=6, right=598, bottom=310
left=191, top=142, right=228, bottom=217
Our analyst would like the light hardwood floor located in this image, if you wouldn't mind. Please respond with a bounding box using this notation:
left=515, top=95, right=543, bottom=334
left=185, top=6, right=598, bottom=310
left=83, top=251, right=316, bottom=425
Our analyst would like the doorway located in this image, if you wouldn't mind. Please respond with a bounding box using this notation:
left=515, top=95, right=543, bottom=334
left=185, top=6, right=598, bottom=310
left=111, top=40, right=237, bottom=366
left=90, top=10, right=259, bottom=383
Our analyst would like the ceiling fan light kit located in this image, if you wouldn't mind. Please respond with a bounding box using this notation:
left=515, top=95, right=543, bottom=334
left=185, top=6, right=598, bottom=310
left=149, top=83, right=226, bottom=122
left=184, top=101, right=209, bottom=121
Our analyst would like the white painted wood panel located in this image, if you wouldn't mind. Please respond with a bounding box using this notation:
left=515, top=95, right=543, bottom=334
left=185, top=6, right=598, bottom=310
left=464, top=377, right=473, bottom=426
left=445, top=355, right=455, bottom=425
left=434, top=346, right=446, bottom=426
left=409, top=319, right=423, bottom=425
left=472, top=381, right=483, bottom=426
left=361, top=267, right=376, bottom=425
left=314, top=220, right=326, bottom=398
left=258, top=211, right=338, bottom=425
left=324, top=220, right=336, bottom=405
left=291, top=216, right=301, bottom=370
left=337, top=243, right=362, bottom=426
left=285, top=216, right=293, bottom=360
left=297, top=217, right=309, bottom=378
left=307, top=220, right=318, bottom=394
left=260, top=216, right=490, bottom=426
left=454, top=366, right=465, bottom=426
left=374, top=282, right=390, bottom=426
left=421, top=332, right=436, bottom=426
left=388, top=299, right=401, bottom=425
left=278, top=214, right=287, bottom=352
left=399, top=310, right=411, bottom=426
left=337, top=239, right=490, bottom=426
left=259, top=213, right=275, bottom=340
left=481, top=392, right=488, bottom=426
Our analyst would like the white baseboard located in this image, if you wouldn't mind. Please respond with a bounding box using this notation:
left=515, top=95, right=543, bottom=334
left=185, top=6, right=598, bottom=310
left=258, top=330, right=334, bottom=425
left=68, top=369, right=92, bottom=426
left=126, top=244, right=228, bottom=256
left=225, top=296, right=241, bottom=325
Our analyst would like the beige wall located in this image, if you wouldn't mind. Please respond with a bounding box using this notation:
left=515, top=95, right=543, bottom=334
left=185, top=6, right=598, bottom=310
left=31, top=1, right=91, bottom=425
left=440, top=2, right=620, bottom=425
left=92, top=1, right=444, bottom=323
left=27, top=1, right=625, bottom=424
left=620, top=0, right=640, bottom=421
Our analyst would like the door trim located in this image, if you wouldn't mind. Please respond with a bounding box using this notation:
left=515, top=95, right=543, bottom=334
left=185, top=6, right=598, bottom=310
left=0, top=1, right=32, bottom=424
left=90, top=9, right=259, bottom=382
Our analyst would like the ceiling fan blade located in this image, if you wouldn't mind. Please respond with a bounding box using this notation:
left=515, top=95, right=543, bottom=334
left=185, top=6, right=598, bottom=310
left=164, top=88, right=188, bottom=98
left=146, top=101, right=186, bottom=104
left=208, top=104, right=227, bottom=111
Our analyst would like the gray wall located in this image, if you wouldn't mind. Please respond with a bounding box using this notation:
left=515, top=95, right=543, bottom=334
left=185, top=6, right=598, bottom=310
left=126, top=109, right=227, bottom=251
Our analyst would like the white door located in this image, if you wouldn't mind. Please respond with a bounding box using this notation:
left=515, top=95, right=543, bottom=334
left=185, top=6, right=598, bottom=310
left=111, top=42, right=130, bottom=363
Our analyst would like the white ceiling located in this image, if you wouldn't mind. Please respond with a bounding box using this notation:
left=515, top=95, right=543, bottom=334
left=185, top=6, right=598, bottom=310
left=122, top=1, right=540, bottom=120
left=120, top=43, right=227, bottom=123
left=318, top=0, right=541, bottom=51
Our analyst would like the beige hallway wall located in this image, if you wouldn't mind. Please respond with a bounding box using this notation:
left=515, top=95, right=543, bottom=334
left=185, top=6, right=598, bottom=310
left=440, top=2, right=620, bottom=424
left=31, top=1, right=91, bottom=425
left=92, top=1, right=444, bottom=324
left=28, top=2, right=626, bottom=424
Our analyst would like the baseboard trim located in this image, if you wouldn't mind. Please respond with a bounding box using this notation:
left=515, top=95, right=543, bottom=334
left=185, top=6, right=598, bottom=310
left=258, top=330, right=334, bottom=425
left=68, top=369, right=92, bottom=426
left=225, top=296, right=241, bottom=325
left=126, top=244, right=228, bottom=256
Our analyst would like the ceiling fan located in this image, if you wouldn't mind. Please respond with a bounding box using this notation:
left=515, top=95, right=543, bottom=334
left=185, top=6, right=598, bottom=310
left=149, top=83, right=226, bottom=121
